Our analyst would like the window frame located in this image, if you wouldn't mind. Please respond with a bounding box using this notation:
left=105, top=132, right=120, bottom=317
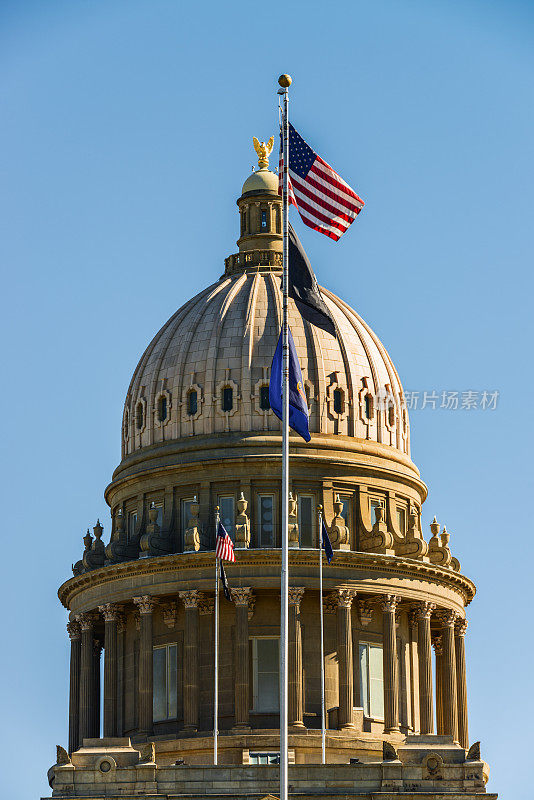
left=251, top=636, right=280, bottom=712
left=218, top=494, right=235, bottom=539
left=358, top=640, right=384, bottom=721
left=153, top=643, right=178, bottom=722
left=256, top=492, right=276, bottom=548
left=297, top=493, right=315, bottom=548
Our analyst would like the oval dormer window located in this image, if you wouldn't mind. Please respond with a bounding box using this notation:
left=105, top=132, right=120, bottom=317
left=187, top=390, right=198, bottom=417
left=222, top=387, right=233, bottom=412
left=157, top=395, right=167, bottom=422
left=136, top=402, right=144, bottom=430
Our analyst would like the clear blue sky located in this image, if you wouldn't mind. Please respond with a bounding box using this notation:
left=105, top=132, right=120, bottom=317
left=1, top=1, right=532, bottom=797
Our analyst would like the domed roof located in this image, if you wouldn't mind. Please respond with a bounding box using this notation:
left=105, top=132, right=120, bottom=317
left=241, top=167, right=279, bottom=195
left=122, top=268, right=410, bottom=457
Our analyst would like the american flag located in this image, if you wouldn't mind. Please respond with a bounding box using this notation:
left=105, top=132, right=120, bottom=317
left=279, top=123, right=364, bottom=241
left=215, top=521, right=235, bottom=562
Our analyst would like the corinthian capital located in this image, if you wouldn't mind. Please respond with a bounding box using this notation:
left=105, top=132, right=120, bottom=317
left=230, top=587, right=254, bottom=607
left=380, top=594, right=400, bottom=614
left=334, top=588, right=357, bottom=608
left=99, top=603, right=122, bottom=622
left=437, top=609, right=458, bottom=628
left=432, top=633, right=443, bottom=655
left=455, top=618, right=468, bottom=637
left=179, top=589, right=202, bottom=610
left=66, top=621, right=81, bottom=640
left=288, top=587, right=305, bottom=607
left=414, top=601, right=436, bottom=621
left=133, top=595, right=156, bottom=615
left=75, top=612, right=96, bottom=631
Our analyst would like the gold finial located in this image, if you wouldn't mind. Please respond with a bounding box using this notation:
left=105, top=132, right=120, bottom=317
left=278, top=74, right=292, bottom=88
left=252, top=136, right=274, bottom=169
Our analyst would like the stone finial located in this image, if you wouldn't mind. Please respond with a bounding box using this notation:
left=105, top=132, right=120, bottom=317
left=82, top=520, right=106, bottom=571
left=396, top=504, right=428, bottom=560
left=288, top=493, right=299, bottom=548
left=235, top=492, right=250, bottom=548
left=115, top=508, right=124, bottom=535
left=428, top=516, right=452, bottom=568
left=83, top=530, right=93, bottom=550
left=329, top=494, right=350, bottom=551
left=184, top=496, right=201, bottom=552
left=93, top=519, right=103, bottom=541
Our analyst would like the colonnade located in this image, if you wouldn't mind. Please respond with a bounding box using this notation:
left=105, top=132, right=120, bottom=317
left=66, top=590, right=469, bottom=754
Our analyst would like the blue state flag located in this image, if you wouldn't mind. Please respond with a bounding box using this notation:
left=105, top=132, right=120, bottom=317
left=321, top=518, right=334, bottom=564
left=269, top=326, right=311, bottom=442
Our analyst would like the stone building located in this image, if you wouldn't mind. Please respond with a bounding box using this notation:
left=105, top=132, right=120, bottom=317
left=46, top=142, right=497, bottom=799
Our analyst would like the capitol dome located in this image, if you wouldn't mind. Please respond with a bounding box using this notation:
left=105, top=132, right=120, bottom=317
left=122, top=270, right=410, bottom=459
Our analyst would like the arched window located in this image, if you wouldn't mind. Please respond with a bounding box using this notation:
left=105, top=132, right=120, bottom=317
left=157, top=395, right=168, bottom=422
left=333, top=388, right=344, bottom=414
left=222, top=386, right=233, bottom=412
left=136, top=402, right=144, bottom=430
left=187, top=390, right=198, bottom=416
left=387, top=401, right=395, bottom=428
left=261, top=209, right=268, bottom=230
left=364, top=393, right=374, bottom=420
left=260, top=385, right=270, bottom=410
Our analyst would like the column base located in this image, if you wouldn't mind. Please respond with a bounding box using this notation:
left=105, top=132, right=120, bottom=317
left=340, top=722, right=355, bottom=731
left=232, top=724, right=251, bottom=732
left=385, top=726, right=401, bottom=734
left=289, top=722, right=306, bottom=731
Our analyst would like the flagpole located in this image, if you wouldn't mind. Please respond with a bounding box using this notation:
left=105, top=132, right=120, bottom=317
left=318, top=506, right=326, bottom=765
left=214, top=506, right=220, bottom=766
left=278, top=71, right=291, bottom=800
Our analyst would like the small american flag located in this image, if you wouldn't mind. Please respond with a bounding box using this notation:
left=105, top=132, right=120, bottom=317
left=279, top=123, right=364, bottom=241
left=215, top=521, right=235, bottom=562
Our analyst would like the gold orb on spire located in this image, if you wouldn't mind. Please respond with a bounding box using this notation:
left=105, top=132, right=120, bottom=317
left=252, top=136, right=274, bottom=169
left=278, top=73, right=292, bottom=88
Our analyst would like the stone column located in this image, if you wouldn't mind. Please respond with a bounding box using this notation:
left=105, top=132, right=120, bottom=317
left=230, top=588, right=253, bottom=730
left=381, top=595, right=400, bottom=733
left=335, top=589, right=357, bottom=729
left=76, top=613, right=95, bottom=743
left=288, top=588, right=305, bottom=728
left=415, top=602, right=435, bottom=734
left=92, top=639, right=102, bottom=737
left=455, top=618, right=469, bottom=749
left=438, top=610, right=458, bottom=742
left=117, top=616, right=126, bottom=736
left=179, top=590, right=201, bottom=732
left=133, top=596, right=156, bottom=737
left=67, top=621, right=81, bottom=753
left=433, top=634, right=444, bottom=734
left=99, top=603, right=121, bottom=737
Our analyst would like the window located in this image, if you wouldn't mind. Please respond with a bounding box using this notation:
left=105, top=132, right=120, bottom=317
left=136, top=402, right=144, bottom=430
left=370, top=498, right=384, bottom=526
left=222, top=387, right=233, bottom=412
left=181, top=498, right=195, bottom=539
left=259, top=385, right=270, bottom=410
left=339, top=496, right=351, bottom=528
left=157, top=395, right=167, bottom=422
left=218, top=496, right=235, bottom=539
left=249, top=752, right=280, bottom=765
left=298, top=494, right=315, bottom=547
left=333, top=388, right=344, bottom=414
left=261, top=209, right=268, bottom=230
left=359, top=642, right=384, bottom=719
left=187, top=390, right=198, bottom=416
left=257, top=494, right=275, bottom=547
left=396, top=507, right=406, bottom=534
left=364, top=393, right=373, bottom=420
left=153, top=644, right=178, bottom=722
left=387, top=401, right=395, bottom=428
left=252, top=637, right=279, bottom=711
left=240, top=210, right=246, bottom=235
left=305, top=384, right=311, bottom=408
left=127, top=511, right=137, bottom=542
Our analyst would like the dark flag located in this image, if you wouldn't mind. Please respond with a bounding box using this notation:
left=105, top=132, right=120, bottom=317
left=321, top=518, right=334, bottom=564
left=220, top=560, right=231, bottom=601
left=269, top=326, right=311, bottom=442
left=288, top=223, right=337, bottom=338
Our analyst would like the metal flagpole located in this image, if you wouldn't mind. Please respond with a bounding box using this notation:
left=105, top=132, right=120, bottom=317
left=318, top=506, right=326, bottom=764
left=214, top=506, right=220, bottom=766
left=278, top=71, right=292, bottom=800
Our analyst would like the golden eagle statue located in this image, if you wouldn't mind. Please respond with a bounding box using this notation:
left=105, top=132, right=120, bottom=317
left=252, top=135, right=274, bottom=169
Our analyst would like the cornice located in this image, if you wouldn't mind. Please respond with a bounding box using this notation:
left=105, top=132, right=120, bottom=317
left=58, top=548, right=475, bottom=610
left=106, top=433, right=426, bottom=503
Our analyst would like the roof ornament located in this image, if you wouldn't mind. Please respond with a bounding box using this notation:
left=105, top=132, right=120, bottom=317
left=253, top=136, right=274, bottom=169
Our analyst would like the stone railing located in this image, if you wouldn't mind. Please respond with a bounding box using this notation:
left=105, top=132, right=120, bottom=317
left=224, top=250, right=283, bottom=276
